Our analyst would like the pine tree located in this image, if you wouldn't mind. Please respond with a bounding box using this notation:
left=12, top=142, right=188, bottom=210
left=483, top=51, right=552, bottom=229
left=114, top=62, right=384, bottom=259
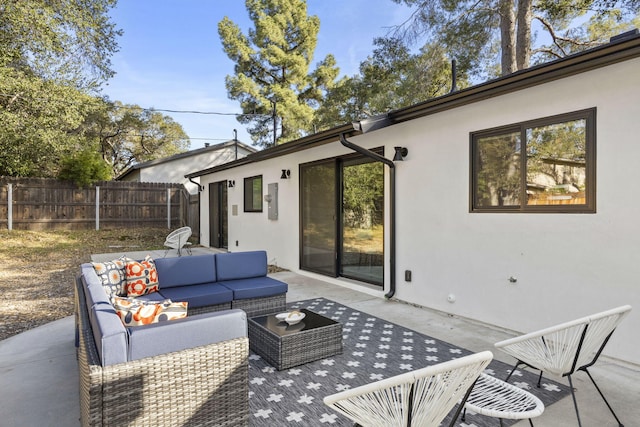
left=218, top=0, right=339, bottom=147
left=391, top=0, right=640, bottom=79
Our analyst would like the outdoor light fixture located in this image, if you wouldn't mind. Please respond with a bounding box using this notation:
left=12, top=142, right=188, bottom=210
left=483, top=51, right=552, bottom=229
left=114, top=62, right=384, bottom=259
left=228, top=180, right=235, bottom=188
left=393, top=146, right=408, bottom=161
left=280, top=169, right=291, bottom=179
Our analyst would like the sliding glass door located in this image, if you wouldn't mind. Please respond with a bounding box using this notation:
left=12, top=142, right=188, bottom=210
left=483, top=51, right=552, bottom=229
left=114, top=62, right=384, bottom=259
left=300, top=160, right=337, bottom=276
left=340, top=158, right=384, bottom=284
left=300, top=153, right=384, bottom=286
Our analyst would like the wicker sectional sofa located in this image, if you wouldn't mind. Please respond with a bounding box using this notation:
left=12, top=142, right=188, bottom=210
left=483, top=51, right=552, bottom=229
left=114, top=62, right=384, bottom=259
left=75, top=250, right=288, bottom=427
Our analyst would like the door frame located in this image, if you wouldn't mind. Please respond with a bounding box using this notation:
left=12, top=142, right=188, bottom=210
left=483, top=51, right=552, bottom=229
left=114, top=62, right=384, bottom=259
left=209, top=181, right=228, bottom=249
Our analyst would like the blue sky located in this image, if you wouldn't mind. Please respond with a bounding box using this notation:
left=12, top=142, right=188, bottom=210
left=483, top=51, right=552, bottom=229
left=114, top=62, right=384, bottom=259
left=106, top=1, right=414, bottom=148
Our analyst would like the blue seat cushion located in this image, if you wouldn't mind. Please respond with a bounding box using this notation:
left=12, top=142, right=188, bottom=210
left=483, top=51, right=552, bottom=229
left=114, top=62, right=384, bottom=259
left=216, top=251, right=267, bottom=281
left=218, top=276, right=288, bottom=300
left=158, top=283, right=233, bottom=309
left=155, top=254, right=217, bottom=288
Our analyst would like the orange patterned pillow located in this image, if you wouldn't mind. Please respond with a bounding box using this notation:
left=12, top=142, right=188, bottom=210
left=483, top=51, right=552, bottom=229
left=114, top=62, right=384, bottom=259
left=125, top=255, right=159, bottom=297
left=112, top=297, right=188, bottom=327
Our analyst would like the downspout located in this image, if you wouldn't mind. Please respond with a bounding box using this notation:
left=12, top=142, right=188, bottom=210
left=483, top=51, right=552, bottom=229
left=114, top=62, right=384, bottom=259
left=188, top=177, right=203, bottom=243
left=339, top=133, right=397, bottom=299
left=188, top=177, right=203, bottom=192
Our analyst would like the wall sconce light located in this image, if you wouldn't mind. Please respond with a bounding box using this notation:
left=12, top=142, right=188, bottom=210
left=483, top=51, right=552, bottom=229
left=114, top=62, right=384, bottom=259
left=393, top=147, right=408, bottom=161
left=228, top=180, right=235, bottom=188
left=280, top=169, right=291, bottom=179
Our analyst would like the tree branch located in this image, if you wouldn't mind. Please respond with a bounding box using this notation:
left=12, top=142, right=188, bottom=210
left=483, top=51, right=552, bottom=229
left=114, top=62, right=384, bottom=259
left=534, top=15, right=603, bottom=57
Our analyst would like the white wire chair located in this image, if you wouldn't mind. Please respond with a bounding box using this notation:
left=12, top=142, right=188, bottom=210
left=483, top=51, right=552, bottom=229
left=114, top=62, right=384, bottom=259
left=163, top=226, right=193, bottom=256
left=323, top=351, right=493, bottom=427
left=495, top=305, right=631, bottom=427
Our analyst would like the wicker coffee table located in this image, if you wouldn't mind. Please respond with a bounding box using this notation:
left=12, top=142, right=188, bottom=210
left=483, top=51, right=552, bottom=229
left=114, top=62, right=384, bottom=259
left=248, top=308, right=342, bottom=370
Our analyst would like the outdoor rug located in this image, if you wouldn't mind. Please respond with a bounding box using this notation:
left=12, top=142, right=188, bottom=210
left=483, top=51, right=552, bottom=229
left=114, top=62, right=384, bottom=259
left=248, top=298, right=570, bottom=426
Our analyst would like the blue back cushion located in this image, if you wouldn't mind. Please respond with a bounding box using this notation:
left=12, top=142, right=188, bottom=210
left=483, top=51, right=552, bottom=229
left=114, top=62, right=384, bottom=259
left=80, top=264, right=128, bottom=366
left=159, top=283, right=233, bottom=309
left=155, top=254, right=217, bottom=288
left=216, top=251, right=267, bottom=281
left=127, top=309, right=247, bottom=362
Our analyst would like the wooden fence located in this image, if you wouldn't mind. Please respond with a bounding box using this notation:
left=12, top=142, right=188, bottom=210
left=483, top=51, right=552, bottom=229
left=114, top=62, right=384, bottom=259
left=0, top=177, right=199, bottom=237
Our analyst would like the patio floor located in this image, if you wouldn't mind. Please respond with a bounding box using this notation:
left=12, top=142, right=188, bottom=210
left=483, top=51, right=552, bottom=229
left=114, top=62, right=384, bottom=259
left=0, top=258, right=638, bottom=426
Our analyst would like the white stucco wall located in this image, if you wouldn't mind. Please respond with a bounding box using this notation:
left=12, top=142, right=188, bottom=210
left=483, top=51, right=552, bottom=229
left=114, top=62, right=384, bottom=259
left=198, top=57, right=640, bottom=365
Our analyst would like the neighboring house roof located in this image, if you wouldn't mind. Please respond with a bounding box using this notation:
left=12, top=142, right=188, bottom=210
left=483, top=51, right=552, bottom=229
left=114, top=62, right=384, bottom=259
left=117, top=139, right=256, bottom=180
left=186, top=30, right=640, bottom=179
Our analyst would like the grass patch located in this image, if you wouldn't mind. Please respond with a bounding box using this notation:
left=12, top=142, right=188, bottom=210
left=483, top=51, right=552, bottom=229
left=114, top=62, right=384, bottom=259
left=0, top=228, right=175, bottom=341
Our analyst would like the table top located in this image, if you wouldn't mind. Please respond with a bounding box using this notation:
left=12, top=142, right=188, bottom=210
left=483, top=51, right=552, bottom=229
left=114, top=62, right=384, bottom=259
left=465, top=373, right=545, bottom=419
left=250, top=309, right=339, bottom=337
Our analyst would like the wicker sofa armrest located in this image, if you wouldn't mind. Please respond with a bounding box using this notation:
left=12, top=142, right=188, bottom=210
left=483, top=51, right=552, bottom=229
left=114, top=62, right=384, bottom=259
left=79, top=328, right=249, bottom=427
left=76, top=277, right=250, bottom=427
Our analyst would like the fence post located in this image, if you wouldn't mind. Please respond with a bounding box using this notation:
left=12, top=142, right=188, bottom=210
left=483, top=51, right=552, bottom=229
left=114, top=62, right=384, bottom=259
left=96, top=186, right=100, bottom=230
left=167, top=188, right=171, bottom=229
left=7, top=183, right=12, bottom=230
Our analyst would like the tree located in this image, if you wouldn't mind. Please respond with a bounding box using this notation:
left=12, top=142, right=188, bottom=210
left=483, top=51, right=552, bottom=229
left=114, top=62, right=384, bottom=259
left=315, top=37, right=465, bottom=130
left=391, top=0, right=640, bottom=79
left=0, top=66, right=101, bottom=177
left=218, top=0, right=339, bottom=147
left=0, top=0, right=122, bottom=91
left=0, top=0, right=122, bottom=178
left=81, top=101, right=190, bottom=177
left=58, top=148, right=113, bottom=187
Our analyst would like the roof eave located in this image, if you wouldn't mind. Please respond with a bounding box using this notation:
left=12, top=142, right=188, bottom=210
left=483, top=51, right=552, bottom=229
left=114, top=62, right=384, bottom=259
left=185, top=34, right=640, bottom=179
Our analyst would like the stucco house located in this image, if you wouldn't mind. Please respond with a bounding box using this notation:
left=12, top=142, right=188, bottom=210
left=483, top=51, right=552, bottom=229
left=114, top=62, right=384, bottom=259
left=118, top=139, right=256, bottom=193
left=186, top=31, right=640, bottom=365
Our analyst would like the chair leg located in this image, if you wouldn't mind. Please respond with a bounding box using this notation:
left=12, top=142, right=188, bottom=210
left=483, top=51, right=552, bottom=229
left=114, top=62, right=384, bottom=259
left=583, top=368, right=624, bottom=427
left=447, top=378, right=477, bottom=427
left=567, top=375, right=583, bottom=427
left=536, top=370, right=543, bottom=388
left=505, top=361, right=524, bottom=382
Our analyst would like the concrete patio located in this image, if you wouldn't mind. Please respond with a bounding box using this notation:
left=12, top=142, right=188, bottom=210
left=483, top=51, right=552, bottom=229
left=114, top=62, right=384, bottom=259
left=1, top=255, right=638, bottom=426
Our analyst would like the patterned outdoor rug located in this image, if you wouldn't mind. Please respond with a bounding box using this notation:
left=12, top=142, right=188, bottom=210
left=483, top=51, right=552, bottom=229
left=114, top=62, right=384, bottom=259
left=248, top=298, right=570, bottom=426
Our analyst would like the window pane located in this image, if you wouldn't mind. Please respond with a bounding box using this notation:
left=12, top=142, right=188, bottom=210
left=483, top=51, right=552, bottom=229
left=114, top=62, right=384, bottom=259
left=253, top=177, right=262, bottom=210
left=341, top=159, right=384, bottom=285
left=300, top=162, right=336, bottom=275
left=526, top=119, right=586, bottom=206
left=475, top=132, right=521, bottom=207
left=244, top=176, right=262, bottom=212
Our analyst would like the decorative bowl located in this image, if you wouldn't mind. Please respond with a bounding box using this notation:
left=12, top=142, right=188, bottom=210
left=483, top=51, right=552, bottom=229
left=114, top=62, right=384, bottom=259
left=276, top=311, right=305, bottom=325
left=286, top=312, right=305, bottom=325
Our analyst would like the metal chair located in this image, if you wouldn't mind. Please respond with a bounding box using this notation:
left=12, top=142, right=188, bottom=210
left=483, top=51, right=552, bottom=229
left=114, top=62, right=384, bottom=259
left=163, top=226, right=193, bottom=256
left=495, top=305, right=632, bottom=427
left=323, top=351, right=493, bottom=427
